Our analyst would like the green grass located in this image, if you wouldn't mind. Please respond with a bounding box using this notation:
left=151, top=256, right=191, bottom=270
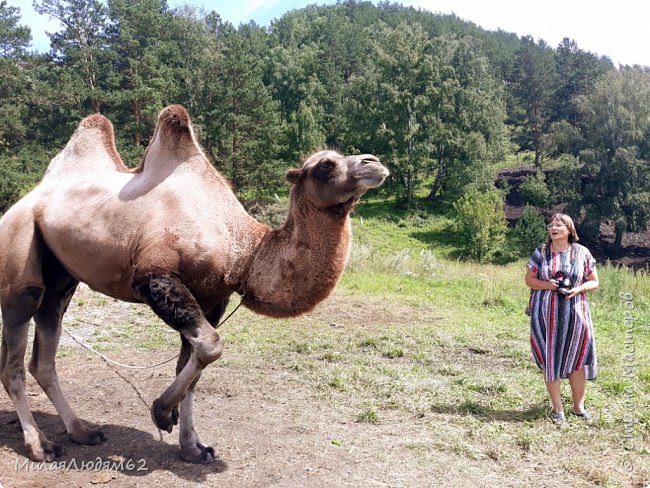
left=340, top=209, right=649, bottom=485
left=203, top=241, right=647, bottom=484
left=352, top=197, right=459, bottom=259
left=327, top=206, right=650, bottom=484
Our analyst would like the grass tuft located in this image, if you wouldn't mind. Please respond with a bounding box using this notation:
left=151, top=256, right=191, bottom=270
left=357, top=407, right=381, bottom=424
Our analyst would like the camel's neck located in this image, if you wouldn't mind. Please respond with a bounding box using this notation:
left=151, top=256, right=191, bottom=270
left=240, top=188, right=352, bottom=318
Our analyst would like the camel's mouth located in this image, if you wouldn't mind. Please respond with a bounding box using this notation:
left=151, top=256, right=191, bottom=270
left=354, top=166, right=389, bottom=188
left=352, top=157, right=389, bottom=188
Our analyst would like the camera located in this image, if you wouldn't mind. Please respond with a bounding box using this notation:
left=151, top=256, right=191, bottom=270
left=552, top=271, right=572, bottom=296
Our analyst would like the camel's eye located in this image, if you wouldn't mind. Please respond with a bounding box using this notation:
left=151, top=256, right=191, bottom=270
left=313, top=159, right=334, bottom=182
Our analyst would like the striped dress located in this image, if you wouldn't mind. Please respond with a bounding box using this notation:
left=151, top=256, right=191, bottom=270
left=527, top=243, right=597, bottom=382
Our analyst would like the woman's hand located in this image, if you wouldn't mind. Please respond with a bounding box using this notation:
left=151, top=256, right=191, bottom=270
left=525, top=268, right=559, bottom=291
left=565, top=286, right=583, bottom=299
left=566, top=271, right=599, bottom=299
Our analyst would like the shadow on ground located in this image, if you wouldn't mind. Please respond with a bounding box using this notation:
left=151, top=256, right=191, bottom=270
left=429, top=402, right=549, bottom=423
left=0, top=410, right=227, bottom=482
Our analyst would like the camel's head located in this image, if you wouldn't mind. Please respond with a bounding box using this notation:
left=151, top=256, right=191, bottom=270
left=286, top=150, right=389, bottom=215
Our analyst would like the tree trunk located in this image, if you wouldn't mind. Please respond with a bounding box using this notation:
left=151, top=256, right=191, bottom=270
left=613, top=219, right=626, bottom=258
left=427, top=144, right=445, bottom=201
left=133, top=99, right=142, bottom=146
left=405, top=168, right=414, bottom=208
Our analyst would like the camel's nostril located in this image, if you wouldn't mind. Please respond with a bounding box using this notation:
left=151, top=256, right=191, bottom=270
left=361, top=155, right=380, bottom=164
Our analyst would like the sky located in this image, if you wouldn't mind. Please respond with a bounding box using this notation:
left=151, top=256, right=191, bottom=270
left=7, top=0, right=650, bottom=67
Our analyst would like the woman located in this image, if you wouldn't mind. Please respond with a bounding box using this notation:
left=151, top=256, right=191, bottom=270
left=524, top=213, right=599, bottom=423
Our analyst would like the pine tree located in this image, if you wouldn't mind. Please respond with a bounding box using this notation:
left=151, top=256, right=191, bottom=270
left=34, top=0, right=112, bottom=112
left=512, top=205, right=548, bottom=256
left=107, top=0, right=178, bottom=146
left=207, top=24, right=283, bottom=195
left=577, top=67, right=650, bottom=253
left=511, top=36, right=555, bottom=169
left=0, top=1, right=31, bottom=149
left=0, top=0, right=30, bottom=58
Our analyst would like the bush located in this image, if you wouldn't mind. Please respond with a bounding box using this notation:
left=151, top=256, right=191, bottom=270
left=511, top=205, right=548, bottom=257
left=546, top=154, right=581, bottom=204
left=519, top=171, right=550, bottom=207
left=453, top=189, right=508, bottom=262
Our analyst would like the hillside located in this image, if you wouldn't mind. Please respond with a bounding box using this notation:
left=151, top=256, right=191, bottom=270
left=499, top=166, right=650, bottom=269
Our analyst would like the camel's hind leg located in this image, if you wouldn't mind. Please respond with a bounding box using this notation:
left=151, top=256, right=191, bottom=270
left=0, top=212, right=66, bottom=462
left=1, top=285, right=67, bottom=462
left=29, top=251, right=106, bottom=447
left=0, top=229, right=105, bottom=462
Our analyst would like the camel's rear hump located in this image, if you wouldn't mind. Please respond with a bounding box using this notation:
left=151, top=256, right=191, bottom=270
left=157, top=104, right=192, bottom=141
left=44, top=113, right=127, bottom=177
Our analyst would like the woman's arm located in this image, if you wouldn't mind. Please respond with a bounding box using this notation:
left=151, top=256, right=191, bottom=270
left=566, top=268, right=599, bottom=298
left=525, top=268, right=558, bottom=291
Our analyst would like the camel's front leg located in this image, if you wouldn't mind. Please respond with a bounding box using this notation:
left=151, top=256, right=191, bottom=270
left=134, top=274, right=223, bottom=461
left=172, top=335, right=212, bottom=463
left=175, top=299, right=229, bottom=463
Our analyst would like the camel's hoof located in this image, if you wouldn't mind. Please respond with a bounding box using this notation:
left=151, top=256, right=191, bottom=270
left=26, top=439, right=65, bottom=462
left=70, top=428, right=107, bottom=445
left=151, top=398, right=179, bottom=433
left=180, top=442, right=215, bottom=464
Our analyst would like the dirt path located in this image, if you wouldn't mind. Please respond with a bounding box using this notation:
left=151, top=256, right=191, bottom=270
left=0, top=285, right=444, bottom=487
left=0, top=348, right=456, bottom=488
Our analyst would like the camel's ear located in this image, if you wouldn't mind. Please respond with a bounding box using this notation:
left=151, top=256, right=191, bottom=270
left=286, top=168, right=303, bottom=185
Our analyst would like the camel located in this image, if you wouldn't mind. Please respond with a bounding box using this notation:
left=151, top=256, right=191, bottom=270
left=0, top=105, right=388, bottom=464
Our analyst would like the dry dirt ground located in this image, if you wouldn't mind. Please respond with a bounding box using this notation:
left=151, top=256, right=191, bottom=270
left=0, top=287, right=463, bottom=488
left=1, top=349, right=445, bottom=488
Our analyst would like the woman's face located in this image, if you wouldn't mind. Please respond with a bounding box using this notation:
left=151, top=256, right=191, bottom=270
left=547, top=219, right=570, bottom=241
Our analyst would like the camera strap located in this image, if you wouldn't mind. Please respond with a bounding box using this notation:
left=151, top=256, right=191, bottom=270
left=545, top=242, right=576, bottom=264
left=527, top=243, right=577, bottom=315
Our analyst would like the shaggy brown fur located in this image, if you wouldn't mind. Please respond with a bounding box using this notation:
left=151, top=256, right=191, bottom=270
left=0, top=105, right=388, bottom=464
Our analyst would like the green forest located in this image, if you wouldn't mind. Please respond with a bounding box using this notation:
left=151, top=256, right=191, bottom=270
left=1, top=0, right=649, bottom=261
